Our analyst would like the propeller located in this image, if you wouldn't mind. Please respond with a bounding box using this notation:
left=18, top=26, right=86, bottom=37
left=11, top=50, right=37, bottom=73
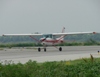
left=40, top=35, right=49, bottom=42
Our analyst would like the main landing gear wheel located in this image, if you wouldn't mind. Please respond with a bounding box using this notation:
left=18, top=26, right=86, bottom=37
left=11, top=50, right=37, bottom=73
left=44, top=48, right=46, bottom=52
left=38, top=48, right=41, bottom=52
left=59, top=47, right=62, bottom=51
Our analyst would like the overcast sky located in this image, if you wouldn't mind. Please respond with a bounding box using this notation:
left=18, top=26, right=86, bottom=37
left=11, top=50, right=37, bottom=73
left=0, top=0, right=100, bottom=35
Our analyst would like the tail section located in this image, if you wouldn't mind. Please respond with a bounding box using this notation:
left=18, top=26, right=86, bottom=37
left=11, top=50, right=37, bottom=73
left=62, top=27, right=65, bottom=33
left=57, top=27, right=65, bottom=41
left=60, top=27, right=65, bottom=40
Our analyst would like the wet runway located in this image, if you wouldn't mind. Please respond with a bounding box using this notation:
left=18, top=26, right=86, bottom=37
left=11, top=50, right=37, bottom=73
left=0, top=46, right=100, bottom=64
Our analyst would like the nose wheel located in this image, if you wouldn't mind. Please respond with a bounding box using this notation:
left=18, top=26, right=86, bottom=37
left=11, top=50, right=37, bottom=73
left=38, top=48, right=46, bottom=52
left=59, top=47, right=62, bottom=51
left=44, top=48, right=46, bottom=52
left=38, top=48, right=41, bottom=52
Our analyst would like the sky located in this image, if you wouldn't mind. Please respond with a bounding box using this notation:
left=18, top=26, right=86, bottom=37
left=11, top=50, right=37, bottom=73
left=0, top=0, right=100, bottom=35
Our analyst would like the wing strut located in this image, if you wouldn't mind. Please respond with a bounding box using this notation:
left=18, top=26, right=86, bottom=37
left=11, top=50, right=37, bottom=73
left=29, top=36, right=40, bottom=43
left=57, top=35, right=66, bottom=42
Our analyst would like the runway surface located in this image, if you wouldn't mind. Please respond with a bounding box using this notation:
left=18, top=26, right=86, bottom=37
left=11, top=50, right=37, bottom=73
left=0, top=46, right=100, bottom=64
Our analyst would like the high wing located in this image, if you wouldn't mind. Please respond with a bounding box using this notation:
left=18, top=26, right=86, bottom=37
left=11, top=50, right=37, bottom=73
left=2, top=32, right=96, bottom=36
left=52, top=32, right=96, bottom=36
left=2, top=34, right=43, bottom=36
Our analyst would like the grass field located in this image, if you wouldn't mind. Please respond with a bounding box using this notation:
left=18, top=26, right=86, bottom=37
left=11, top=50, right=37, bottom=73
left=0, top=55, right=100, bottom=77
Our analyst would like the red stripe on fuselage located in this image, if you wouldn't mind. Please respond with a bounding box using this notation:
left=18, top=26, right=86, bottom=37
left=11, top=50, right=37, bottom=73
left=41, top=40, right=63, bottom=43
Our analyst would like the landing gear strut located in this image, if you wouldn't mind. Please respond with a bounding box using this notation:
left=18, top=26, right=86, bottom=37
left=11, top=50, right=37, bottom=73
left=59, top=47, right=62, bottom=51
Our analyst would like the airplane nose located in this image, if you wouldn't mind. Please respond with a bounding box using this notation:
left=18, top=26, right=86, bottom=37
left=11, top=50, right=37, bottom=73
left=40, top=38, right=45, bottom=42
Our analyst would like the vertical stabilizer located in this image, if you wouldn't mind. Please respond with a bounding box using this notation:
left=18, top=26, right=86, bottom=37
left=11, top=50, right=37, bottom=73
left=62, top=27, right=65, bottom=33
left=57, top=27, right=65, bottom=41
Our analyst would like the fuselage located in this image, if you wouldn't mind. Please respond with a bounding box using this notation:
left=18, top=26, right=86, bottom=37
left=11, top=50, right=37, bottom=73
left=40, top=37, right=64, bottom=46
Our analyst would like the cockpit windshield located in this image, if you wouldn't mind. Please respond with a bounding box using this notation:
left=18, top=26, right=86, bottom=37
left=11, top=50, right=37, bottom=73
left=43, top=34, right=53, bottom=38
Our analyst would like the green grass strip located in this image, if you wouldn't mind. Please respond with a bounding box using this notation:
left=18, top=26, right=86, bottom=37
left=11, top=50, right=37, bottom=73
left=0, top=56, right=100, bottom=77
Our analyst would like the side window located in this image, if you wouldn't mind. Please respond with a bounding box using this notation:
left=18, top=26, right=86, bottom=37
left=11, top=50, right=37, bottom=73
left=50, top=34, right=53, bottom=38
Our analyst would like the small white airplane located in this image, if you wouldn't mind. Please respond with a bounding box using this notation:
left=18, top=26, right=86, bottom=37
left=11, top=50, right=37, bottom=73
left=2, top=27, right=96, bottom=52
